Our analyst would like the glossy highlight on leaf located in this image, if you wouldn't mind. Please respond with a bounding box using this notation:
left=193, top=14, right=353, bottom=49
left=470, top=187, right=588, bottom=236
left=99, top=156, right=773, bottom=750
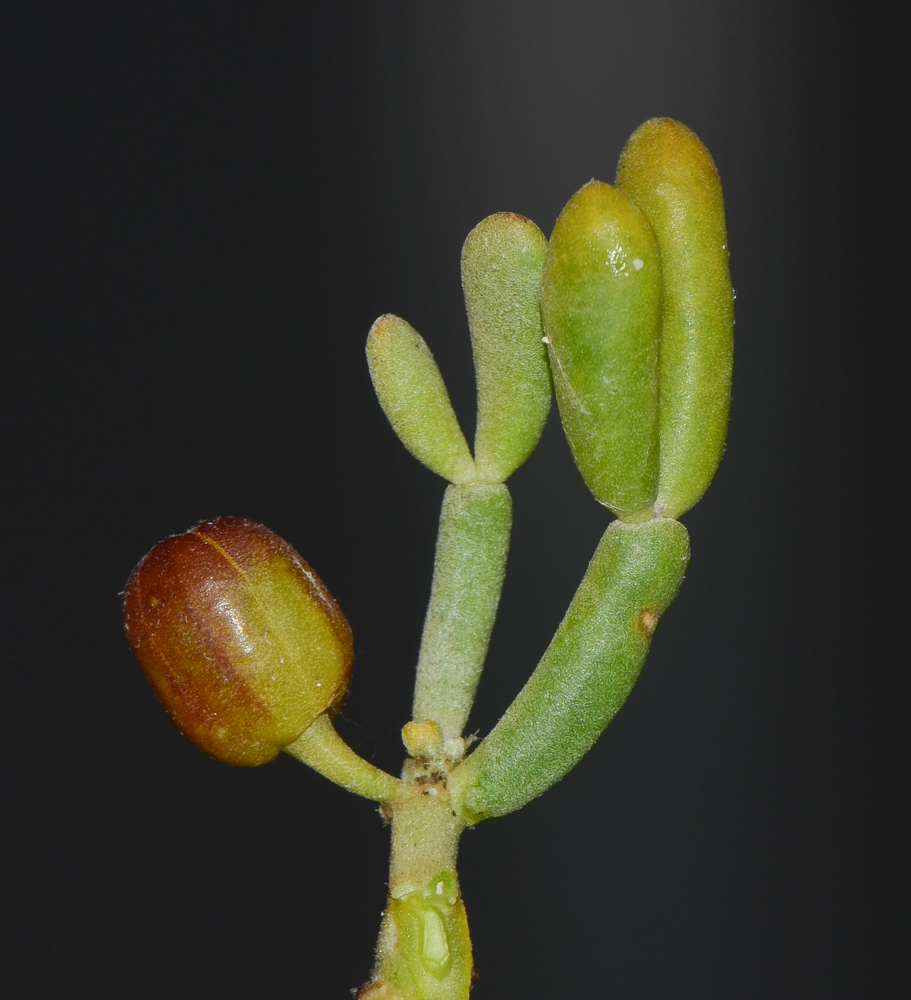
left=123, top=516, right=353, bottom=766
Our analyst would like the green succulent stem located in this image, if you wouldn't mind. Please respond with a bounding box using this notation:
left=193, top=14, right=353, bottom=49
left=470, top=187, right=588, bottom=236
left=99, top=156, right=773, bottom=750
left=354, top=118, right=729, bottom=997
left=362, top=759, right=471, bottom=1000
left=283, top=713, right=402, bottom=803
left=411, top=482, right=512, bottom=747
left=360, top=479, right=512, bottom=999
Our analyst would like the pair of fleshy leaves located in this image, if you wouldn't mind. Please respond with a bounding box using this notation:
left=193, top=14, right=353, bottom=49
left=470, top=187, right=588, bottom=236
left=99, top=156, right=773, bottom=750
left=542, top=117, right=734, bottom=521
left=367, top=213, right=552, bottom=486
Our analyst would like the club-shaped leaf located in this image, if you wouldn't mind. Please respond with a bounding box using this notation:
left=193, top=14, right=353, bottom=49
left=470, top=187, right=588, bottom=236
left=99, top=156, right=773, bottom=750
left=462, top=213, right=551, bottom=482
left=616, top=118, right=734, bottom=518
left=450, top=517, right=689, bottom=821
left=541, top=181, right=662, bottom=520
left=367, top=314, right=476, bottom=483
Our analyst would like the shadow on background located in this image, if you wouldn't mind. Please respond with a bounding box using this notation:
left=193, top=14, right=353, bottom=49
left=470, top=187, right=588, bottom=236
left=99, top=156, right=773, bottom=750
left=1, top=3, right=906, bottom=997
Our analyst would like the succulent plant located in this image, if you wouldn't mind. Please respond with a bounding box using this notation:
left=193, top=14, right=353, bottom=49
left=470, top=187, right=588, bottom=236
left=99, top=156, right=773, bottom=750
left=124, top=117, right=733, bottom=1000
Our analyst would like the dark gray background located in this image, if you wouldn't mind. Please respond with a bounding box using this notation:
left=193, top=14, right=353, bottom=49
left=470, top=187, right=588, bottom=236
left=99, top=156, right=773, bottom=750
left=1, top=3, right=906, bottom=997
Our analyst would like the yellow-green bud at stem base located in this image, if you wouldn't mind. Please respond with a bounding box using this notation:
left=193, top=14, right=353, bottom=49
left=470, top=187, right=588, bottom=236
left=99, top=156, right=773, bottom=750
left=402, top=720, right=444, bottom=760
left=123, top=516, right=353, bottom=766
left=541, top=181, right=663, bottom=521
left=616, top=117, right=734, bottom=518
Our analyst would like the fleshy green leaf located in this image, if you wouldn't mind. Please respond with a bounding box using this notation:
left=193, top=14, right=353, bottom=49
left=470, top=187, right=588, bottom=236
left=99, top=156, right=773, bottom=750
left=541, top=181, right=662, bottom=521
left=616, top=118, right=734, bottom=518
left=367, top=314, right=476, bottom=483
left=450, top=517, right=690, bottom=822
left=462, top=213, right=551, bottom=482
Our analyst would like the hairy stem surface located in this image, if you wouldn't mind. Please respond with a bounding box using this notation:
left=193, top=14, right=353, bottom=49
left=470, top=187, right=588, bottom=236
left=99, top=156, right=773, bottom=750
left=363, top=760, right=471, bottom=1000
left=412, top=483, right=511, bottom=746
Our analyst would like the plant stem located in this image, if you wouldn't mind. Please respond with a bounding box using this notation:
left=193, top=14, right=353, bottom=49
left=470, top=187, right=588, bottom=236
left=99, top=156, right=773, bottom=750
left=283, top=714, right=402, bottom=802
left=358, top=480, right=512, bottom=997
left=412, top=482, right=511, bottom=746
left=386, top=761, right=464, bottom=896
left=362, top=759, right=472, bottom=1000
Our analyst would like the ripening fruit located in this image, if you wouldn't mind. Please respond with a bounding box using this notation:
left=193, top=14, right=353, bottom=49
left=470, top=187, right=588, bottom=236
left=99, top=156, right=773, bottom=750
left=123, top=516, right=353, bottom=766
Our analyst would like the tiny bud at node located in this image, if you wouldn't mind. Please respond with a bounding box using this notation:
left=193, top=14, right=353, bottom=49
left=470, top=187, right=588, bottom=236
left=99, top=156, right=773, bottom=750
left=402, top=720, right=444, bottom=759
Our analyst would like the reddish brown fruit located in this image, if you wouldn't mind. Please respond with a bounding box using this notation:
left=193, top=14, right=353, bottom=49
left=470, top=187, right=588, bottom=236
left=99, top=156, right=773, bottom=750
left=123, top=517, right=353, bottom=766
